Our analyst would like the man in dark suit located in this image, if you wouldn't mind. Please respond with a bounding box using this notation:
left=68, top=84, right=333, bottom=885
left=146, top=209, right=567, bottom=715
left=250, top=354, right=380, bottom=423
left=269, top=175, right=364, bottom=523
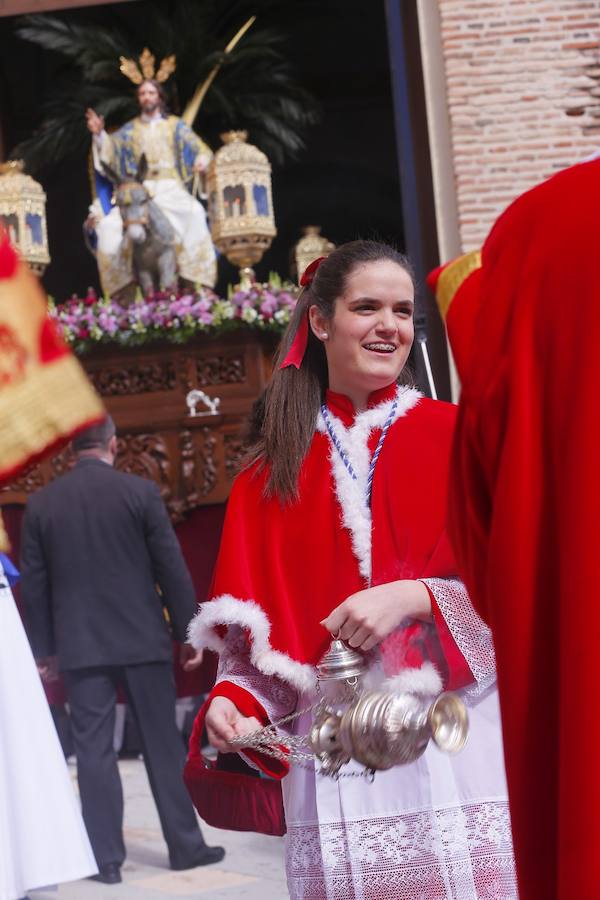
left=21, top=416, right=224, bottom=885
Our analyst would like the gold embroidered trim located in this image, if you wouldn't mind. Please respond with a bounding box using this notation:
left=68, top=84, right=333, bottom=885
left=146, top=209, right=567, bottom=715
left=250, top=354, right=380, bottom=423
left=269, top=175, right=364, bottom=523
left=0, top=354, right=104, bottom=479
left=132, top=116, right=179, bottom=174
left=97, top=244, right=134, bottom=297
left=177, top=235, right=217, bottom=286
left=436, top=249, right=482, bottom=321
left=132, top=117, right=143, bottom=168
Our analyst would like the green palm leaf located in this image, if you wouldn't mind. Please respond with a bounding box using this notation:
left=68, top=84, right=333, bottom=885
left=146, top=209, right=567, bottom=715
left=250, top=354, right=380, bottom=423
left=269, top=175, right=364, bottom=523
left=14, top=2, right=318, bottom=173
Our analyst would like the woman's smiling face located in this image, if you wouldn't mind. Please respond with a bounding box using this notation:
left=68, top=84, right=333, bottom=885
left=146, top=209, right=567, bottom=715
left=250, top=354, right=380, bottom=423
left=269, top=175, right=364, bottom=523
left=310, top=259, right=415, bottom=405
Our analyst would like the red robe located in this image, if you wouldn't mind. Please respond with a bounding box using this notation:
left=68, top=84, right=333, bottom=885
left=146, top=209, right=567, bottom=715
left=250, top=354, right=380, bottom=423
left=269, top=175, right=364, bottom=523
left=189, top=385, right=473, bottom=732
left=184, top=386, right=514, bottom=897
left=439, top=159, right=600, bottom=899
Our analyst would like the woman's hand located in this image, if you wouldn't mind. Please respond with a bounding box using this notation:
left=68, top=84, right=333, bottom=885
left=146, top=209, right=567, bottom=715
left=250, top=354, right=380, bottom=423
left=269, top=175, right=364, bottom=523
left=179, top=642, right=203, bottom=672
left=320, top=580, right=432, bottom=652
left=204, top=696, right=261, bottom=753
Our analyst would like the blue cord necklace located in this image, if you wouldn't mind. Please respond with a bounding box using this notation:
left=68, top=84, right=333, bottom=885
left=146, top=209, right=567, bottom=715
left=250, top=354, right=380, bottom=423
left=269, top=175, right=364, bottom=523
left=320, top=396, right=398, bottom=509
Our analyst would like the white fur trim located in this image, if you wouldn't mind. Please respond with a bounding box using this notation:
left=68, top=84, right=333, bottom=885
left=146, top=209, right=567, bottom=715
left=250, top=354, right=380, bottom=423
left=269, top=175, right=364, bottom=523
left=382, top=661, right=443, bottom=696
left=317, top=386, right=421, bottom=581
left=187, top=594, right=317, bottom=693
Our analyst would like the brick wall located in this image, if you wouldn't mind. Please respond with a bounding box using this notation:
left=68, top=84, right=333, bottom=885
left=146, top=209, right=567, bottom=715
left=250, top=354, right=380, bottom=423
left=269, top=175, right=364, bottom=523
left=439, top=0, right=600, bottom=249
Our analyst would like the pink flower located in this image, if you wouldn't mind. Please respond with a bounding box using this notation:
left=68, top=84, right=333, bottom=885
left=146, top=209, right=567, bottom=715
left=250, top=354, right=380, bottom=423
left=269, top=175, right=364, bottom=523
left=259, top=297, right=277, bottom=318
left=279, top=291, right=297, bottom=309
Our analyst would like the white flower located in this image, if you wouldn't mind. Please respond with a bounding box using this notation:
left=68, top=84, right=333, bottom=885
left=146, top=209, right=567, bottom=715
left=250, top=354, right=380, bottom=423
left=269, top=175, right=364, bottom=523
left=274, top=308, right=290, bottom=325
left=241, top=306, right=259, bottom=323
left=212, top=300, right=235, bottom=325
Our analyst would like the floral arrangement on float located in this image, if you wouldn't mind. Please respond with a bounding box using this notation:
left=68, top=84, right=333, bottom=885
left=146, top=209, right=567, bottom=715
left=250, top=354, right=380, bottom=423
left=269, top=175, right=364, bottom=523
left=49, top=275, right=299, bottom=355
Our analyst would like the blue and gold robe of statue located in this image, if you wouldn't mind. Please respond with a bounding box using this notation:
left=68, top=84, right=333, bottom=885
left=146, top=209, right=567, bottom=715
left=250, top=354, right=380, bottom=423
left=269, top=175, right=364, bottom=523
left=103, top=115, right=212, bottom=188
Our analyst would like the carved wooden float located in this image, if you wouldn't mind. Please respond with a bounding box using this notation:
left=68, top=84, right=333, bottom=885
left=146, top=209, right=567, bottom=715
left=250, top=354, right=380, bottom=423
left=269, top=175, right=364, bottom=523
left=0, top=330, right=278, bottom=518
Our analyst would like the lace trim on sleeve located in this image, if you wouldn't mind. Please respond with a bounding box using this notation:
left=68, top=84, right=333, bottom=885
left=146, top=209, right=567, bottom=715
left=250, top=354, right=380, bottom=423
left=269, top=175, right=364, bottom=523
left=422, top=577, right=496, bottom=698
left=216, top=626, right=298, bottom=724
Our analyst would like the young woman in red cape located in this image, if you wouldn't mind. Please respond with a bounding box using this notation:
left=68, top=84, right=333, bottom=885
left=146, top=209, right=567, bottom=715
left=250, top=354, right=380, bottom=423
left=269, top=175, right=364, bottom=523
left=187, top=241, right=516, bottom=899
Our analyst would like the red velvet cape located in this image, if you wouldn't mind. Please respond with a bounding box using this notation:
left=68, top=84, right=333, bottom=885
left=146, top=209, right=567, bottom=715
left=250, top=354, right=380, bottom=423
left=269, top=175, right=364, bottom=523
left=189, top=388, right=470, bottom=693
left=446, top=159, right=600, bottom=899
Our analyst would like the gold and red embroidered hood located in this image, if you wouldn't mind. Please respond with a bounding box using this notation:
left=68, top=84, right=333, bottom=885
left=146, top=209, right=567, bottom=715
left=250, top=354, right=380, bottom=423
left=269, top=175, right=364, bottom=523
left=0, top=231, right=104, bottom=549
left=426, top=249, right=482, bottom=384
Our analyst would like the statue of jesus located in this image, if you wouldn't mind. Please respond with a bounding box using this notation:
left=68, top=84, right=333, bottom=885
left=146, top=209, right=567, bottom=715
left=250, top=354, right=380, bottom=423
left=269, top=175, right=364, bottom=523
left=86, top=79, right=216, bottom=296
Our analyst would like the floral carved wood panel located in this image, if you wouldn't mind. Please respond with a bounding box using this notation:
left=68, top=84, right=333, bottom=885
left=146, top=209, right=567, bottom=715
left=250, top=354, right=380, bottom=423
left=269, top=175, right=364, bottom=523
left=0, top=464, right=45, bottom=496
left=115, top=433, right=172, bottom=502
left=224, top=433, right=245, bottom=481
left=0, top=334, right=278, bottom=513
left=168, top=429, right=197, bottom=523
left=196, top=355, right=246, bottom=386
left=51, top=447, right=76, bottom=478
left=90, top=361, right=178, bottom=396
left=197, top=427, right=218, bottom=497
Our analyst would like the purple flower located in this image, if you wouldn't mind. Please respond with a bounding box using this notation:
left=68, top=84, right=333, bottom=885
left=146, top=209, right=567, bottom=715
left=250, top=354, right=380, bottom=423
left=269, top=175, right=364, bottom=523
left=54, top=283, right=295, bottom=351
left=279, top=291, right=297, bottom=309
left=98, top=311, right=119, bottom=335
left=259, top=297, right=277, bottom=318
left=129, top=303, right=150, bottom=326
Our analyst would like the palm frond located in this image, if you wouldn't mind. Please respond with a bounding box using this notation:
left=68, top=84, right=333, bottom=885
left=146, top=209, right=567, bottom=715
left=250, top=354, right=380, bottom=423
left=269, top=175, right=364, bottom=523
left=13, top=2, right=319, bottom=171
left=18, top=15, right=130, bottom=68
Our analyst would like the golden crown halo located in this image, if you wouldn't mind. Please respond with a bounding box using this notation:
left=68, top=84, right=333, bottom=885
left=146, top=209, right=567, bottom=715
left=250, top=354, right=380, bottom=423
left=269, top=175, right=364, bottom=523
left=119, top=48, right=176, bottom=85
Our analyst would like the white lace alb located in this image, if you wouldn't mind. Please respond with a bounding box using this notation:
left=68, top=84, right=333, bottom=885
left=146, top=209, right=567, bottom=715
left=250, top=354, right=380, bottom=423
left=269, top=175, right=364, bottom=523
left=286, top=801, right=516, bottom=900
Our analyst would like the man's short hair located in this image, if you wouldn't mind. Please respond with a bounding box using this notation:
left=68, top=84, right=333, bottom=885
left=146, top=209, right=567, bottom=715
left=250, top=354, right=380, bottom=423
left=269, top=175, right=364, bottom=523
left=72, top=416, right=116, bottom=453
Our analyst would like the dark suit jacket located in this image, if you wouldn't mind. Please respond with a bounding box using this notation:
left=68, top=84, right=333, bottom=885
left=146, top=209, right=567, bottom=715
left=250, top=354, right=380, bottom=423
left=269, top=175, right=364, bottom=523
left=21, top=458, right=197, bottom=670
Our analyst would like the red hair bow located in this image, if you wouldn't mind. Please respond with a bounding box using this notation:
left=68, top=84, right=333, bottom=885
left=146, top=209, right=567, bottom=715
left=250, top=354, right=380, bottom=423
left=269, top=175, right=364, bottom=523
left=299, top=256, right=326, bottom=287
left=280, top=257, right=327, bottom=370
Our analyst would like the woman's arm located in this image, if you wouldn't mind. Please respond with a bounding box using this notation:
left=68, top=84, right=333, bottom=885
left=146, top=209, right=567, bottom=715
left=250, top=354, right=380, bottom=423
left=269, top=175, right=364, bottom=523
left=203, top=626, right=298, bottom=777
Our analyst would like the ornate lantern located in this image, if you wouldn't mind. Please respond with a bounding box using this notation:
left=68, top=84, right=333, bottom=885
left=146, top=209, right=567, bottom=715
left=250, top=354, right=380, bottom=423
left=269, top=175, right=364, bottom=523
left=0, top=161, right=50, bottom=276
left=294, top=225, right=335, bottom=284
left=206, top=131, right=276, bottom=288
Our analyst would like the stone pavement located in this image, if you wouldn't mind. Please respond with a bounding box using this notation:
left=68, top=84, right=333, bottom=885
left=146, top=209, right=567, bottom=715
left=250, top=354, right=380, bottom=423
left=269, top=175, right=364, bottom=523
left=34, top=758, right=288, bottom=900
